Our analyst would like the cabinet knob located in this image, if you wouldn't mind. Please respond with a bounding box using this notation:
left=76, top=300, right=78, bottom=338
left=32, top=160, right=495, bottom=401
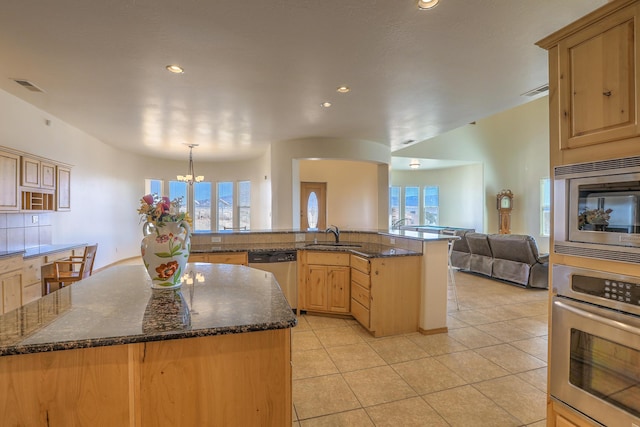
left=603, top=90, right=612, bottom=97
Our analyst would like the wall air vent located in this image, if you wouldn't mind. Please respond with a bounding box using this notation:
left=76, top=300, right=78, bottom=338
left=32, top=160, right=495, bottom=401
left=521, top=84, right=549, bottom=97
left=12, top=79, right=45, bottom=93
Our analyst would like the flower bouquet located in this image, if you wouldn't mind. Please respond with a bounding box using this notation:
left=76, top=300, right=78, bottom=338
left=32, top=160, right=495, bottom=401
left=139, top=194, right=192, bottom=289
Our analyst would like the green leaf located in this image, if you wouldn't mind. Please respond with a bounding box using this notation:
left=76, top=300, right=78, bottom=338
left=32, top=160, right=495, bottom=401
left=154, top=252, right=173, bottom=257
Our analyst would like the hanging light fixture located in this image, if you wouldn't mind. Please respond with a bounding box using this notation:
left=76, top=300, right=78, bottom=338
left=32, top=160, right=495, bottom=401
left=409, top=159, right=420, bottom=169
left=177, top=144, right=204, bottom=185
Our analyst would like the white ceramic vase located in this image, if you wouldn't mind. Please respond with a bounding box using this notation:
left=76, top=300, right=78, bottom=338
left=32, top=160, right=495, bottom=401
left=141, top=220, right=191, bottom=289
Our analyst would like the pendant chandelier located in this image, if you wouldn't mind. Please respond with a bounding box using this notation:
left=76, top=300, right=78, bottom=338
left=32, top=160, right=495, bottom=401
left=177, top=144, right=204, bottom=185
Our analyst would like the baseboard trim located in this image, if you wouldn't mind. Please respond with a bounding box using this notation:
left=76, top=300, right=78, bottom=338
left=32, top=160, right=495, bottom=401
left=419, top=326, right=448, bottom=335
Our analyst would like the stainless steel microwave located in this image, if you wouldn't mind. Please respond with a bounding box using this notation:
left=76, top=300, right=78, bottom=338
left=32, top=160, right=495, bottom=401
left=554, top=156, right=640, bottom=264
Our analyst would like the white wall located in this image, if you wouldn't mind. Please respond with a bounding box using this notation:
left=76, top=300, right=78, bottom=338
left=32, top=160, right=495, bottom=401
left=300, top=160, right=380, bottom=229
left=270, top=137, right=391, bottom=229
left=392, top=163, right=484, bottom=232
left=393, top=96, right=550, bottom=252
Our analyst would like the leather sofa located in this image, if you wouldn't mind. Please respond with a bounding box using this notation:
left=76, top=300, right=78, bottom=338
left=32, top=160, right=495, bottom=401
left=450, top=232, right=549, bottom=289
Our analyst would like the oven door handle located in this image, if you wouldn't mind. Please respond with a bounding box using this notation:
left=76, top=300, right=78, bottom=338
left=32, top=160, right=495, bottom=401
left=554, top=298, right=640, bottom=336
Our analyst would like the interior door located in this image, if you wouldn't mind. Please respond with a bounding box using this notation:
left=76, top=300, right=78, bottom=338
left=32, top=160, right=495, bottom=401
left=300, top=182, right=326, bottom=231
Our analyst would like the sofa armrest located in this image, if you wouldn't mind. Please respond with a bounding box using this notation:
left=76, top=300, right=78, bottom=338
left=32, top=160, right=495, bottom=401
left=538, top=253, right=549, bottom=264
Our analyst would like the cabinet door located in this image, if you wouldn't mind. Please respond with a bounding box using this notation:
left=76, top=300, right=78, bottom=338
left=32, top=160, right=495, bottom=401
left=559, top=4, right=639, bottom=149
left=305, top=265, right=328, bottom=311
left=327, top=266, right=350, bottom=313
left=2, top=272, right=22, bottom=314
left=56, top=166, right=71, bottom=211
left=41, top=162, right=56, bottom=190
left=21, top=156, right=41, bottom=188
left=0, top=151, right=20, bottom=211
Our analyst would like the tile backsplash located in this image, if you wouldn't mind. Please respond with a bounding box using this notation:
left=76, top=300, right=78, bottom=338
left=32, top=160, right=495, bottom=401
left=0, top=213, right=52, bottom=252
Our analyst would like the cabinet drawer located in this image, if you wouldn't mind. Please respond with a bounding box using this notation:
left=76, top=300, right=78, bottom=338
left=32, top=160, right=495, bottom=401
left=351, top=268, right=370, bottom=289
left=351, top=299, right=370, bottom=329
left=44, top=250, right=74, bottom=263
left=23, top=258, right=42, bottom=283
left=208, top=252, right=248, bottom=265
left=22, top=282, right=42, bottom=305
left=351, top=281, right=370, bottom=309
left=350, top=255, right=370, bottom=274
left=306, top=251, right=350, bottom=266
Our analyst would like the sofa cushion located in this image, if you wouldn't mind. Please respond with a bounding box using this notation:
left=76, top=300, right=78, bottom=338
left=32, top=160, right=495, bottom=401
left=466, top=233, right=493, bottom=276
left=487, top=234, right=539, bottom=265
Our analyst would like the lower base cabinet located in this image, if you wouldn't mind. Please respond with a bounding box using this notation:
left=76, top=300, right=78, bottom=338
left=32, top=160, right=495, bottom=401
left=189, top=252, right=248, bottom=265
left=0, top=328, right=292, bottom=426
left=351, top=254, right=421, bottom=337
left=299, top=251, right=350, bottom=314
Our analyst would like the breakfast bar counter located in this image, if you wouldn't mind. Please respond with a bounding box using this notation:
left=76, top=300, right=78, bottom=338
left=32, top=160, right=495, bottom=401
left=0, top=263, right=297, bottom=426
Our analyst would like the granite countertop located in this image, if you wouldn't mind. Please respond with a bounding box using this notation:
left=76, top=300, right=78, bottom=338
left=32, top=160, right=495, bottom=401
left=0, top=263, right=297, bottom=356
left=191, top=242, right=422, bottom=257
left=0, top=243, right=88, bottom=260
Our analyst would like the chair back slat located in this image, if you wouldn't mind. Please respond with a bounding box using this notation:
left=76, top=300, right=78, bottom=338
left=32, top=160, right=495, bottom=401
left=79, top=245, right=98, bottom=279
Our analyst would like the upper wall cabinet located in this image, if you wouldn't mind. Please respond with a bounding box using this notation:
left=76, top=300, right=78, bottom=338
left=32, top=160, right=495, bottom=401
left=537, top=0, right=640, bottom=165
left=0, top=147, right=71, bottom=212
left=0, top=150, right=20, bottom=211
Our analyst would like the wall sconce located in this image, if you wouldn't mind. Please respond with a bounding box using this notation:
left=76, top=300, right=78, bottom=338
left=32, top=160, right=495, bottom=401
left=418, top=0, right=439, bottom=10
left=409, top=159, right=420, bottom=169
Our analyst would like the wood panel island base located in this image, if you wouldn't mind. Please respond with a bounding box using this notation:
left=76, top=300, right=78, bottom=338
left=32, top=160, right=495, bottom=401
left=0, top=264, right=297, bottom=426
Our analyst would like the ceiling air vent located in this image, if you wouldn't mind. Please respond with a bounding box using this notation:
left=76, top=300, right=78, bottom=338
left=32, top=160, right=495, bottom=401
left=12, top=79, right=45, bottom=93
left=521, top=84, right=549, bottom=97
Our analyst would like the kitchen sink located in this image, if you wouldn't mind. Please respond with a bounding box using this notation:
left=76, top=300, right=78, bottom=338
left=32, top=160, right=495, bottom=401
left=304, top=243, right=362, bottom=249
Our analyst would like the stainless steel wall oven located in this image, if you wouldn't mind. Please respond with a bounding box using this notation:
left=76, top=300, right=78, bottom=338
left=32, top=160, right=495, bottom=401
left=550, top=264, right=640, bottom=427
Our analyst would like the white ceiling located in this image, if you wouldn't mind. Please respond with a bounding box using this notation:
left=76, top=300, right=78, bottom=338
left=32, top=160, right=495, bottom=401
left=0, top=0, right=606, bottom=162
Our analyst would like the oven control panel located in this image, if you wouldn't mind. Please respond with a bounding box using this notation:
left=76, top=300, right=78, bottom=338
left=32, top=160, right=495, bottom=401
left=573, top=275, right=640, bottom=306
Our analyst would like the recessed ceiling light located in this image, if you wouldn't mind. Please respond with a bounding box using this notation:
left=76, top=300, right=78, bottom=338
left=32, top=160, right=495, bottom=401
left=417, top=0, right=439, bottom=10
left=166, top=65, right=184, bottom=74
left=321, top=101, right=332, bottom=108
left=409, top=159, right=420, bottom=169
left=336, top=86, right=350, bottom=93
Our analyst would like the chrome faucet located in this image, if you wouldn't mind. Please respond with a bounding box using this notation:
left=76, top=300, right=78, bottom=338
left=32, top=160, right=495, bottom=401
left=325, top=225, right=340, bottom=243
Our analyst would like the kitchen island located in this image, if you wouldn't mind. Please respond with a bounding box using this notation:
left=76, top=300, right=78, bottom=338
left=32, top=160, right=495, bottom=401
left=0, top=263, right=297, bottom=426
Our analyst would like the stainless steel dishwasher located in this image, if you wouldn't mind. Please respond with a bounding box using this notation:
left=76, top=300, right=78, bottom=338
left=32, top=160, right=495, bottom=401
left=248, top=250, right=297, bottom=311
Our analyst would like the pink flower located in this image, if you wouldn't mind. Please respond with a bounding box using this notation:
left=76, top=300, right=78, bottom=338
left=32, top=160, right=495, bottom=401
left=142, top=194, right=154, bottom=205
left=156, top=235, right=170, bottom=243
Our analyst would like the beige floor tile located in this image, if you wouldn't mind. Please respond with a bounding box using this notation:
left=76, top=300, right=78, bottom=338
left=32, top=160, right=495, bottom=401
left=349, top=323, right=378, bottom=341
left=294, top=315, right=312, bottom=332
left=293, top=374, right=361, bottom=420
left=475, top=343, right=547, bottom=373
left=516, top=367, right=547, bottom=393
left=424, top=385, right=522, bottom=426
left=510, top=316, right=549, bottom=336
left=435, top=350, right=509, bottom=383
left=304, top=314, right=350, bottom=330
left=293, top=348, right=339, bottom=379
left=343, top=365, right=417, bottom=407
left=509, top=301, right=549, bottom=317
left=392, top=357, right=467, bottom=394
left=446, top=315, right=469, bottom=329
left=368, top=336, right=428, bottom=364
left=325, top=343, right=386, bottom=372
left=527, top=420, right=547, bottom=427
left=365, top=396, right=449, bottom=426
left=299, top=409, right=374, bottom=426
left=448, top=310, right=497, bottom=326
left=476, top=321, right=536, bottom=342
left=314, top=326, right=364, bottom=348
left=511, top=336, right=549, bottom=362
left=447, top=326, right=504, bottom=348
left=406, top=332, right=468, bottom=356
left=293, top=330, right=323, bottom=352
left=474, top=306, right=525, bottom=322
left=473, top=375, right=547, bottom=424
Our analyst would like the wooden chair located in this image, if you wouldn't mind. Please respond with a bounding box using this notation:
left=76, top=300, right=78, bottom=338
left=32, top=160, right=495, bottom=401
left=44, top=244, right=98, bottom=295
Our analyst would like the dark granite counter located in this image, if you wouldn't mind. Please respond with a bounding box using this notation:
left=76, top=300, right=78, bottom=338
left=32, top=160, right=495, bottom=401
left=0, top=263, right=297, bottom=356
left=191, top=242, right=422, bottom=258
left=23, top=243, right=87, bottom=259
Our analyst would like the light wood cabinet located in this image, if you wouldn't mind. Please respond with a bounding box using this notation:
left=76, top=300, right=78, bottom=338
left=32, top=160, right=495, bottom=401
left=56, top=166, right=71, bottom=211
left=189, top=252, right=248, bottom=265
left=350, top=254, right=421, bottom=337
left=537, top=0, right=640, bottom=166
left=0, top=150, right=20, bottom=211
left=0, top=329, right=292, bottom=426
left=299, top=251, right=350, bottom=314
left=0, top=256, right=23, bottom=314
left=21, top=156, right=41, bottom=188
left=549, top=401, right=598, bottom=427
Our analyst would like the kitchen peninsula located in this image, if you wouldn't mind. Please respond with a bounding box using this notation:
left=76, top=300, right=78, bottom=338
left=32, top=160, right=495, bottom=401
left=190, top=228, right=453, bottom=336
left=0, top=263, right=297, bottom=426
